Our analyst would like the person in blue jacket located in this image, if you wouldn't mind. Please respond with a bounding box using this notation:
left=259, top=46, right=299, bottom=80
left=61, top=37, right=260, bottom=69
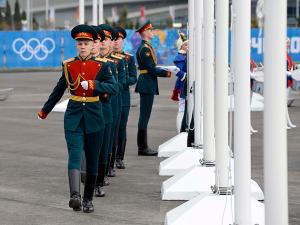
left=171, top=32, right=188, bottom=132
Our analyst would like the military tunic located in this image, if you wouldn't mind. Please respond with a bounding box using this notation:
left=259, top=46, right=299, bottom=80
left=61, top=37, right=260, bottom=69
left=135, top=40, right=171, bottom=129
left=116, top=52, right=137, bottom=160
left=39, top=55, right=117, bottom=175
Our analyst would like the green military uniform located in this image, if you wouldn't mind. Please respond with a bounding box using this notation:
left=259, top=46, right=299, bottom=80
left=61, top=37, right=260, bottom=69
left=96, top=24, right=126, bottom=178
left=114, top=26, right=138, bottom=169
left=135, top=21, right=171, bottom=156
left=107, top=52, right=126, bottom=175
left=115, top=51, right=137, bottom=167
left=38, top=24, right=117, bottom=213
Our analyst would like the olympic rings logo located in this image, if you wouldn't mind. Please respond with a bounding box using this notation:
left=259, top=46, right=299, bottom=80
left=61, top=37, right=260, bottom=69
left=12, top=37, right=55, bottom=61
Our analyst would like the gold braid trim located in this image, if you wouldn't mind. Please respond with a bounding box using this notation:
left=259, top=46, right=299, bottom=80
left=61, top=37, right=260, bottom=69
left=64, top=63, right=85, bottom=91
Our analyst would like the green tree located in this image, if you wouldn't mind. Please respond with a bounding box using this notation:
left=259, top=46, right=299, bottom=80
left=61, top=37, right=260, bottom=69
left=135, top=19, right=140, bottom=29
left=33, top=17, right=39, bottom=30
left=13, top=0, right=22, bottom=30
left=117, top=8, right=128, bottom=28
left=166, top=16, right=173, bottom=28
left=5, top=0, right=12, bottom=29
left=21, top=11, right=26, bottom=21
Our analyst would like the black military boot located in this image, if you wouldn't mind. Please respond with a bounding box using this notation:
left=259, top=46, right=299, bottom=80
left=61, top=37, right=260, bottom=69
left=80, top=154, right=86, bottom=184
left=104, top=162, right=111, bottom=185
left=68, top=169, right=81, bottom=211
left=137, top=129, right=158, bottom=156
left=95, top=164, right=106, bottom=197
left=116, top=139, right=126, bottom=169
left=187, top=129, right=195, bottom=147
left=107, top=146, right=116, bottom=177
left=82, top=174, right=96, bottom=213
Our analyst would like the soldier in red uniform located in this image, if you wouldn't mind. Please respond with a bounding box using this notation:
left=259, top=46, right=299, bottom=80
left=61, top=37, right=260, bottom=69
left=38, top=25, right=117, bottom=213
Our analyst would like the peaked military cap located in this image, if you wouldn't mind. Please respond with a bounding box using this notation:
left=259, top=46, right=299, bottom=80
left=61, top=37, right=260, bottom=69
left=114, top=27, right=127, bottom=39
left=71, top=24, right=98, bottom=41
left=91, top=25, right=105, bottom=41
left=136, top=20, right=153, bottom=34
left=98, top=24, right=115, bottom=40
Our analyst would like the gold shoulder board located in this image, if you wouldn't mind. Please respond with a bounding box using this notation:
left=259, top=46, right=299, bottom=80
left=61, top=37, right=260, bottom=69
left=63, top=57, right=75, bottom=65
left=124, top=52, right=133, bottom=56
left=95, top=57, right=108, bottom=63
left=106, top=58, right=114, bottom=62
left=117, top=53, right=125, bottom=58
left=111, top=54, right=122, bottom=60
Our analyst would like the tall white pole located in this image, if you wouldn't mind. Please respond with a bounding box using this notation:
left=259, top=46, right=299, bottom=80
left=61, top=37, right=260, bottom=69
left=202, top=0, right=215, bottom=164
left=92, top=0, right=98, bottom=25
left=27, top=0, right=31, bottom=30
left=98, top=0, right=104, bottom=24
left=45, top=0, right=49, bottom=25
left=214, top=0, right=231, bottom=192
left=264, top=0, right=288, bottom=224
left=297, top=0, right=299, bottom=18
left=193, top=0, right=203, bottom=147
left=233, top=0, right=252, bottom=224
left=188, top=0, right=195, bottom=130
left=79, top=0, right=84, bottom=24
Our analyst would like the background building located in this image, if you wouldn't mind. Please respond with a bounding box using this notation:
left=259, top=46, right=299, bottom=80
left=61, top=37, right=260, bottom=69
left=5, top=0, right=188, bottom=30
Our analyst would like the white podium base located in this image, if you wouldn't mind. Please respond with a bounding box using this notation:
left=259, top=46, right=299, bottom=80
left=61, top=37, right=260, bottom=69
left=161, top=165, right=264, bottom=201
left=158, top=132, right=188, bottom=158
left=159, top=148, right=203, bottom=176
left=165, top=193, right=265, bottom=225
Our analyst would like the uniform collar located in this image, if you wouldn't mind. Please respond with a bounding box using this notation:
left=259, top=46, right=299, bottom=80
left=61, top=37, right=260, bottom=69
left=142, top=39, right=152, bottom=46
left=78, top=54, right=92, bottom=61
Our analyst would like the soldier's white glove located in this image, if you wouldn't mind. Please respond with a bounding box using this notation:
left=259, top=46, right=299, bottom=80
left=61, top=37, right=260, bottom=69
left=81, top=81, right=88, bottom=90
left=168, top=66, right=180, bottom=74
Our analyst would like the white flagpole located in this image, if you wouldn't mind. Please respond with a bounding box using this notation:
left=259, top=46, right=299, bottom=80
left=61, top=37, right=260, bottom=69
left=202, top=0, right=215, bottom=165
left=79, top=0, right=84, bottom=24
left=233, top=0, right=252, bottom=223
left=214, top=0, right=232, bottom=193
left=264, top=0, right=288, bottom=224
left=92, top=0, right=98, bottom=25
left=187, top=0, right=195, bottom=129
left=98, top=0, right=104, bottom=24
left=193, top=0, right=203, bottom=147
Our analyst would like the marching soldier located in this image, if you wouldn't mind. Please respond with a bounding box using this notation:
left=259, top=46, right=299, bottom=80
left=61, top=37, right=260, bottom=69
left=38, top=24, right=117, bottom=213
left=113, top=26, right=137, bottom=169
left=135, top=21, right=172, bottom=156
left=90, top=25, right=118, bottom=197
left=98, top=24, right=127, bottom=177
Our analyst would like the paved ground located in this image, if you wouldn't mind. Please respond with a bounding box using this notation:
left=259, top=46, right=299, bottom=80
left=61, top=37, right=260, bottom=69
left=0, top=71, right=299, bottom=225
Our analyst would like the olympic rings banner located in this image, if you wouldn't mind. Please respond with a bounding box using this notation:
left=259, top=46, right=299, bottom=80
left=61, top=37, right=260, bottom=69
left=0, top=32, right=4, bottom=68
left=4, top=31, right=61, bottom=68
left=1, top=28, right=300, bottom=69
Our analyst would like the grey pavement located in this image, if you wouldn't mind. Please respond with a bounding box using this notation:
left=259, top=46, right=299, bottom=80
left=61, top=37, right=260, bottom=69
left=0, top=71, right=299, bottom=225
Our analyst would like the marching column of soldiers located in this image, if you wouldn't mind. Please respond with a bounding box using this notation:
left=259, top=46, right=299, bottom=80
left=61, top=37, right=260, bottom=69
left=38, top=21, right=176, bottom=212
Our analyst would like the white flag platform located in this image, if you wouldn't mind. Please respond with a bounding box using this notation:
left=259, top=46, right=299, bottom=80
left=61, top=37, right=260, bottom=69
left=158, top=132, right=188, bottom=158
left=164, top=193, right=264, bottom=225
left=161, top=165, right=264, bottom=201
left=228, top=93, right=264, bottom=111
left=0, top=88, right=13, bottom=101
left=159, top=148, right=203, bottom=176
